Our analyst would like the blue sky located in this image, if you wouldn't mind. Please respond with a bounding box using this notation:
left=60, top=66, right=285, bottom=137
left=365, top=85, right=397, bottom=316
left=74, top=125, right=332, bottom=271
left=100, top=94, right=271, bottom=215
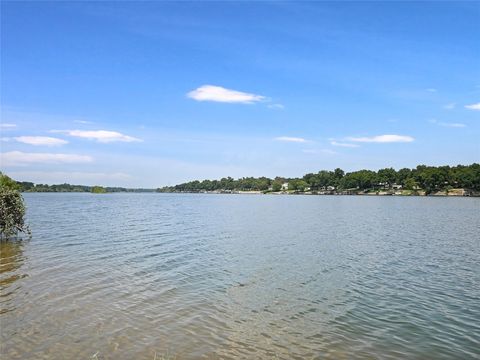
left=1, top=1, right=479, bottom=187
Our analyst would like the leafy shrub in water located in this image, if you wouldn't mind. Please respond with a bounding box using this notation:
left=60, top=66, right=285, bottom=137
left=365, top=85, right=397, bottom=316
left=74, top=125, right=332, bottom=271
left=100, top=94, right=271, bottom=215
left=0, top=173, right=29, bottom=239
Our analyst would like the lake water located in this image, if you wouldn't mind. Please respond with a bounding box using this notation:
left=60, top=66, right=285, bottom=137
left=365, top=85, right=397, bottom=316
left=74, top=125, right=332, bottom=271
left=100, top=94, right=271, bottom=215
left=1, top=193, right=479, bottom=359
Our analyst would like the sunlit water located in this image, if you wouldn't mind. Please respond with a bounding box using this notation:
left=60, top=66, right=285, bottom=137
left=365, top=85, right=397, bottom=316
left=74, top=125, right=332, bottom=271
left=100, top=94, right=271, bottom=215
left=1, top=193, right=479, bottom=359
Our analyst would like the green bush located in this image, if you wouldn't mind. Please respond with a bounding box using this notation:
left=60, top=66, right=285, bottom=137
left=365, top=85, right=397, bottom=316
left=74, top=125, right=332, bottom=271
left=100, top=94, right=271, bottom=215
left=0, top=173, right=29, bottom=239
left=0, top=189, right=29, bottom=238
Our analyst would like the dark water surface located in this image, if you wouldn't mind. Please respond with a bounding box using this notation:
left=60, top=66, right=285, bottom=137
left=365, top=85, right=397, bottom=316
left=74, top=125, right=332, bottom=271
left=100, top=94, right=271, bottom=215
left=1, top=193, right=479, bottom=359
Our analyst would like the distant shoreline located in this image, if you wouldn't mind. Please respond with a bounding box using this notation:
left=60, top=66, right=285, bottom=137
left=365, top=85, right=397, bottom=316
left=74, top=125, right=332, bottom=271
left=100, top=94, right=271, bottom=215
left=158, top=189, right=479, bottom=197
left=12, top=163, right=480, bottom=197
left=156, top=164, right=480, bottom=197
left=21, top=189, right=480, bottom=197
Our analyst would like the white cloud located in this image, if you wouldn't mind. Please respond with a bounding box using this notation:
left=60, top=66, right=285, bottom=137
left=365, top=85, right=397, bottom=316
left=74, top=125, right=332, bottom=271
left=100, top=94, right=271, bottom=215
left=1, top=151, right=93, bottom=166
left=0, top=123, right=17, bottom=129
left=347, top=134, right=414, bottom=143
left=275, top=136, right=307, bottom=143
left=52, top=130, right=142, bottom=143
left=429, top=119, right=466, bottom=128
left=330, top=141, right=359, bottom=148
left=439, top=122, right=466, bottom=128
left=443, top=103, right=456, bottom=110
left=302, top=149, right=336, bottom=155
left=13, top=136, right=68, bottom=146
left=187, top=85, right=265, bottom=104
left=465, top=102, right=480, bottom=111
left=426, top=88, right=437, bottom=93
left=73, top=120, right=94, bottom=124
left=268, top=103, right=285, bottom=110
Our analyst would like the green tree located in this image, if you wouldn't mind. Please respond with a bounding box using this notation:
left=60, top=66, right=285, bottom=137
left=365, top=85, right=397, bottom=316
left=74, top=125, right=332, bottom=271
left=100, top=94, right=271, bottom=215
left=288, top=179, right=308, bottom=192
left=272, top=180, right=282, bottom=192
left=317, top=170, right=334, bottom=189
left=334, top=168, right=344, bottom=179
left=404, top=177, right=418, bottom=190
left=303, top=173, right=318, bottom=189
left=396, top=168, right=412, bottom=185
left=91, top=186, right=107, bottom=194
left=340, top=170, right=376, bottom=190
left=0, top=172, right=20, bottom=190
left=377, top=168, right=397, bottom=186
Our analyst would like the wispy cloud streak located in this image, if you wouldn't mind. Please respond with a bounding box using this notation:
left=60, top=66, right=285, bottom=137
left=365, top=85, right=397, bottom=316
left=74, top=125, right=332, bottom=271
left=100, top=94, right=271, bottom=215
left=52, top=130, right=141, bottom=143
left=465, top=102, right=480, bottom=111
left=1, top=151, right=93, bottom=166
left=347, top=134, right=414, bottom=143
left=187, top=85, right=265, bottom=104
left=330, top=141, right=359, bottom=148
left=13, top=136, right=68, bottom=146
left=0, top=123, right=17, bottom=129
left=275, top=136, right=307, bottom=143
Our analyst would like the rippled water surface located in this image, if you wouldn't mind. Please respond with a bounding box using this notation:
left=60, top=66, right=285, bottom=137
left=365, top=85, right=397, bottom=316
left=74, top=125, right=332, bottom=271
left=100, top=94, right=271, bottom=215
left=1, top=193, right=479, bottom=359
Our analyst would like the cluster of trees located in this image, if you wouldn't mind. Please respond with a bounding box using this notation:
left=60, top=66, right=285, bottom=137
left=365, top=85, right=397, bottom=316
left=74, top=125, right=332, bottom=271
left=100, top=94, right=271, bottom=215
left=158, top=163, right=480, bottom=194
left=91, top=186, right=107, bottom=194
left=16, top=182, right=155, bottom=193
left=159, top=177, right=274, bottom=192
left=18, top=182, right=91, bottom=192
left=0, top=173, right=29, bottom=239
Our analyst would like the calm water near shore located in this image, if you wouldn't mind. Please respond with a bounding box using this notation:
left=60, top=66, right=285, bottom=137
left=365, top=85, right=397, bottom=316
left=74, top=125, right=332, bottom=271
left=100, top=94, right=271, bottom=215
left=1, top=193, right=479, bottom=359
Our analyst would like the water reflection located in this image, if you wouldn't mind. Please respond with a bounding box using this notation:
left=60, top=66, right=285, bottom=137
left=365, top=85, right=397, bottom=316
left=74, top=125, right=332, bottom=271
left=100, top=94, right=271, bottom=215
left=0, top=240, right=27, bottom=314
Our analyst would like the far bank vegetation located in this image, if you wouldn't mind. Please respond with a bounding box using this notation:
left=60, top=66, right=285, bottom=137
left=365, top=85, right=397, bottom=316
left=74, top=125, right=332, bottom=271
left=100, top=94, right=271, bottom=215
left=157, top=163, right=480, bottom=196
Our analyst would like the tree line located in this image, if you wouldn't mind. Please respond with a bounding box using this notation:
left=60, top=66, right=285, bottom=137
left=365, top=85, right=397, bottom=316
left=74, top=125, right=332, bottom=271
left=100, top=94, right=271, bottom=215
left=16, top=182, right=156, bottom=193
left=157, top=163, right=480, bottom=194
